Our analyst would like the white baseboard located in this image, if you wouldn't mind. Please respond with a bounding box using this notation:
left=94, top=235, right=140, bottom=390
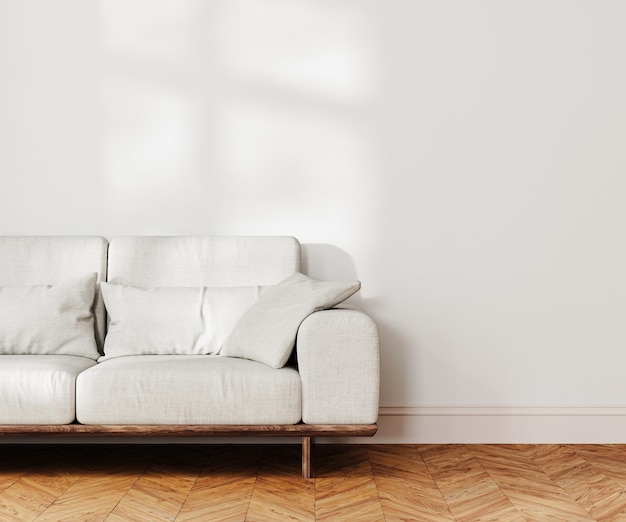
left=324, top=404, right=626, bottom=444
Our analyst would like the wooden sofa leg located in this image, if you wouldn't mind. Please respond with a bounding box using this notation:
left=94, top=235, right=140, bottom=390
left=302, top=436, right=312, bottom=479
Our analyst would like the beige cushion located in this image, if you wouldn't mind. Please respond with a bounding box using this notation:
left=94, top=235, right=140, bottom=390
left=221, top=272, right=361, bottom=368
left=100, top=282, right=264, bottom=359
left=0, top=273, right=99, bottom=359
left=0, top=355, right=96, bottom=424
left=0, top=236, right=108, bottom=351
left=76, top=355, right=301, bottom=424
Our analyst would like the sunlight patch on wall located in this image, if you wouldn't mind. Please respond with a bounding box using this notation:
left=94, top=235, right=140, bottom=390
left=99, top=0, right=195, bottom=63
left=98, top=0, right=198, bottom=224
left=213, top=96, right=379, bottom=245
left=101, top=78, right=194, bottom=197
left=96, top=0, right=381, bottom=242
left=211, top=0, right=381, bottom=248
left=216, top=0, right=378, bottom=104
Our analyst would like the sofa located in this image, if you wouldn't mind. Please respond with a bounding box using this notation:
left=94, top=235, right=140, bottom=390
left=0, top=236, right=379, bottom=478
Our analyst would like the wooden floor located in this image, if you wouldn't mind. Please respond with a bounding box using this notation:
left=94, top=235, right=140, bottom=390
left=2, top=444, right=626, bottom=521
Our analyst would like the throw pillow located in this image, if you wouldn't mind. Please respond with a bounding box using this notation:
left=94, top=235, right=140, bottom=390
left=100, top=282, right=264, bottom=359
left=0, top=273, right=99, bottom=359
left=220, top=272, right=360, bottom=368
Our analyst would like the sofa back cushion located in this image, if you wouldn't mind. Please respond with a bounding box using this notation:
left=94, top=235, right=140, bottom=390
left=0, top=236, right=108, bottom=351
left=100, top=282, right=265, bottom=359
left=107, top=236, right=300, bottom=287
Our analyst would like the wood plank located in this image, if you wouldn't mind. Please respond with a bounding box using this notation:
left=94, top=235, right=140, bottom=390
left=315, top=445, right=385, bottom=521
left=0, top=446, right=49, bottom=493
left=246, top=445, right=315, bottom=521
left=0, top=423, right=377, bottom=438
left=571, top=445, right=626, bottom=489
left=36, top=446, right=153, bottom=522
left=368, top=445, right=455, bottom=522
left=0, top=447, right=87, bottom=522
left=470, top=444, right=594, bottom=521
left=107, top=446, right=205, bottom=522
left=419, top=444, right=525, bottom=522
left=522, top=444, right=626, bottom=521
left=176, top=445, right=260, bottom=522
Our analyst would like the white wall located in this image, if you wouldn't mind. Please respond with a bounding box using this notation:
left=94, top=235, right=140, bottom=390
left=2, top=0, right=626, bottom=442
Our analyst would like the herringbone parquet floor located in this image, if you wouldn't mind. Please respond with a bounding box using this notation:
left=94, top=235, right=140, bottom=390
left=2, top=444, right=626, bottom=521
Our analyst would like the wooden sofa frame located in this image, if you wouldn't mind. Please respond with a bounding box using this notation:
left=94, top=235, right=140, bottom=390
left=0, top=423, right=377, bottom=479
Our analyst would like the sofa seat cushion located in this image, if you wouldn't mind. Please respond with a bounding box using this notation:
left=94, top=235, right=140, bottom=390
left=75, top=355, right=301, bottom=425
left=0, top=355, right=96, bottom=424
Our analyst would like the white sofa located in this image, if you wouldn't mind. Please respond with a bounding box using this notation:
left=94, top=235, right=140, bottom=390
left=0, top=236, right=379, bottom=477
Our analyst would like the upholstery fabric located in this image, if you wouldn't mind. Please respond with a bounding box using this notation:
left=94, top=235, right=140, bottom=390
left=0, top=274, right=99, bottom=359
left=221, top=272, right=361, bottom=368
left=107, top=236, right=300, bottom=287
left=100, top=283, right=264, bottom=359
left=297, top=308, right=380, bottom=424
left=76, top=355, right=301, bottom=424
left=0, top=355, right=96, bottom=424
left=0, top=236, right=108, bottom=351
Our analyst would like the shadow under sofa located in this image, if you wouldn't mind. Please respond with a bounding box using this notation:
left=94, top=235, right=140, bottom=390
left=0, top=236, right=379, bottom=478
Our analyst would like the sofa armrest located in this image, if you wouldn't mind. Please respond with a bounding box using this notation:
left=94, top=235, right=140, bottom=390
left=296, top=308, right=379, bottom=425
